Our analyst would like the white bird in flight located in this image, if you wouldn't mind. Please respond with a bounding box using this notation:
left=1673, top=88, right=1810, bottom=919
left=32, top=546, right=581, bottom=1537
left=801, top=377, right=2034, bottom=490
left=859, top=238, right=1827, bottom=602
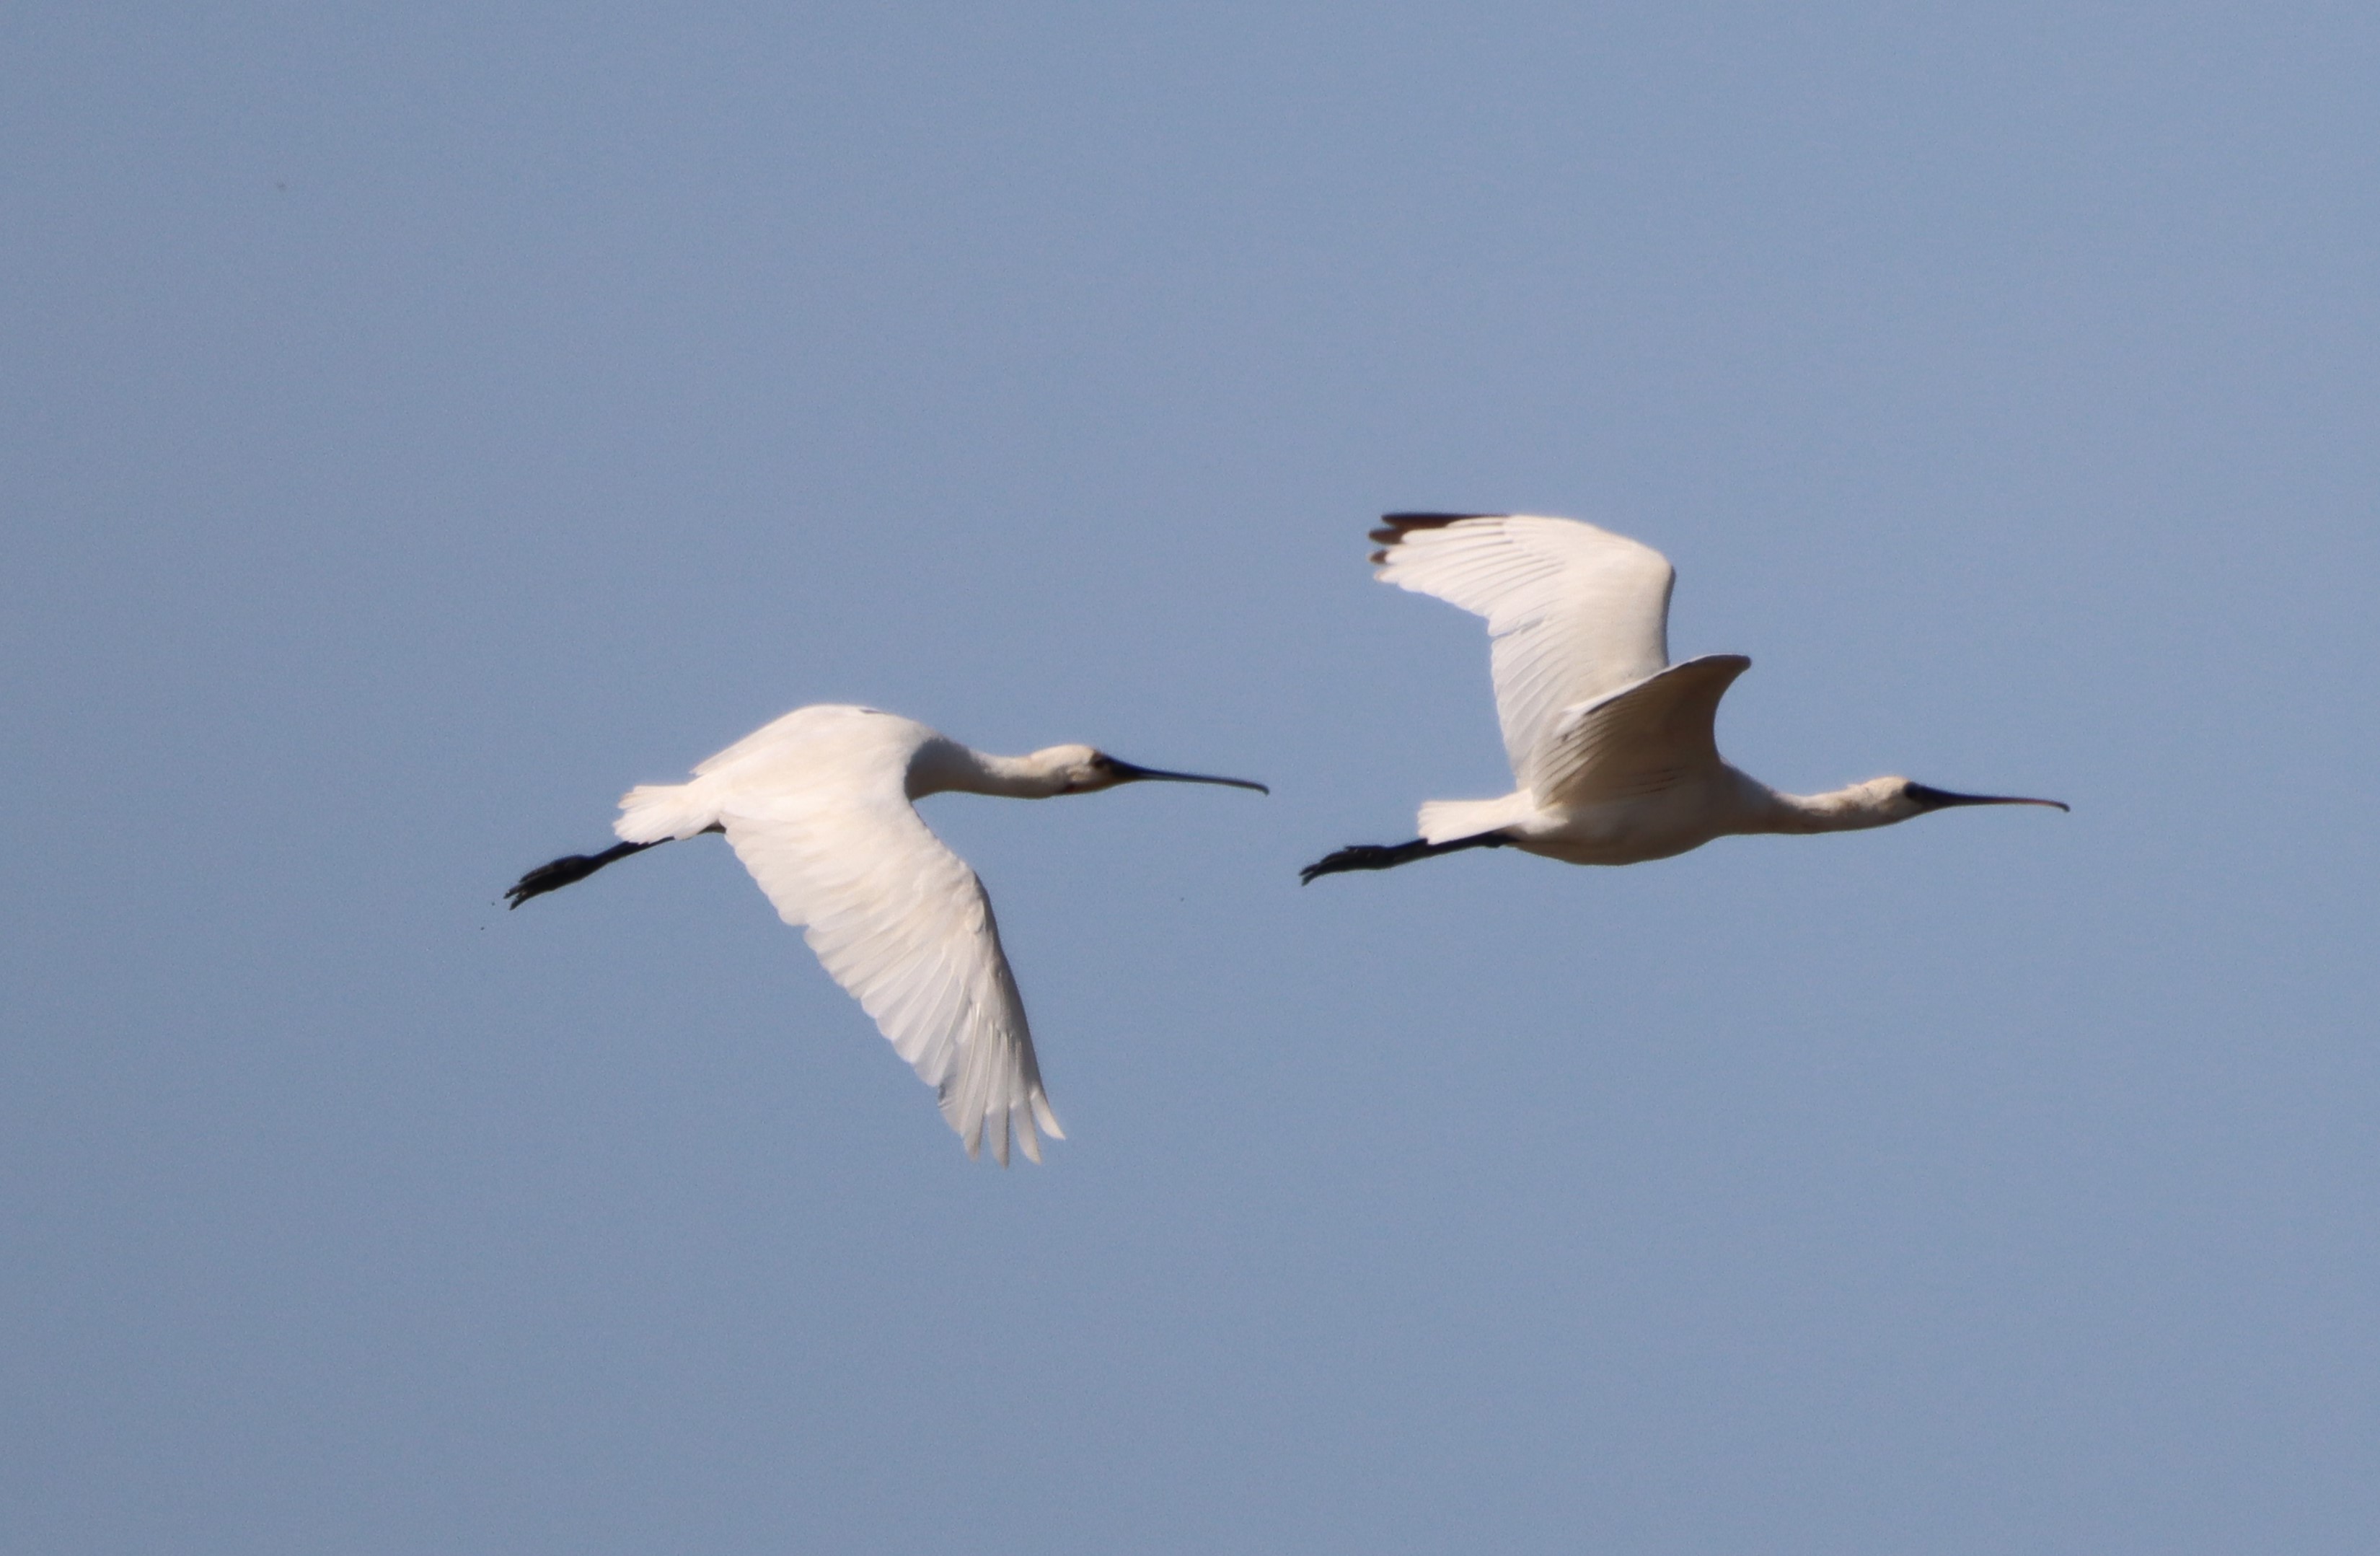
left=1302, top=514, right=2063, bottom=884
left=508, top=704, right=1266, bottom=1164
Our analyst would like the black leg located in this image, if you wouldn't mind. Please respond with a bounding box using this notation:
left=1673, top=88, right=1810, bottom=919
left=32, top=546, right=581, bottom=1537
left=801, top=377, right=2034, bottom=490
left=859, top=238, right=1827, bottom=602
left=505, top=823, right=724, bottom=910
left=1298, top=833, right=1509, bottom=885
left=504, top=839, right=661, bottom=907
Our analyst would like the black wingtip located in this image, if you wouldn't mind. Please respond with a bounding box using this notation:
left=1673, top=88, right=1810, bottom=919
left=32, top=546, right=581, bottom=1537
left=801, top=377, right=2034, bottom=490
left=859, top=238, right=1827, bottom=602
left=1370, top=513, right=1505, bottom=549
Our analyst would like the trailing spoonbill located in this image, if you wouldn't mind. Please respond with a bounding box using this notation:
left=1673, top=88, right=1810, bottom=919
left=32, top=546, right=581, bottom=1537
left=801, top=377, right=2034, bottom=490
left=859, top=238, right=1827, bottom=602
left=507, top=703, right=1266, bottom=1164
left=1301, top=514, right=2063, bottom=885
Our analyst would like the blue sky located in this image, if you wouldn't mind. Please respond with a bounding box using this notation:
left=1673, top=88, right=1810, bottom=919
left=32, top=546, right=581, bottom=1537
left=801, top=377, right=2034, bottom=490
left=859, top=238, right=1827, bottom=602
left=6, top=4, right=2377, bottom=1552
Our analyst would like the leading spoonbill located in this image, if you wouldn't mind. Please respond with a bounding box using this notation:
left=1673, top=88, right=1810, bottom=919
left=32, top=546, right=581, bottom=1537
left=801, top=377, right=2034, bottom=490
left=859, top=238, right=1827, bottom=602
left=507, top=703, right=1266, bottom=1164
left=1301, top=514, right=2063, bottom=884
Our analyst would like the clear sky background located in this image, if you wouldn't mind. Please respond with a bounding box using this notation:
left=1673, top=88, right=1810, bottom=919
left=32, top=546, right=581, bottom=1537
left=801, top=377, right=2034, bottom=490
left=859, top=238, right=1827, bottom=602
left=6, top=4, right=2376, bottom=1552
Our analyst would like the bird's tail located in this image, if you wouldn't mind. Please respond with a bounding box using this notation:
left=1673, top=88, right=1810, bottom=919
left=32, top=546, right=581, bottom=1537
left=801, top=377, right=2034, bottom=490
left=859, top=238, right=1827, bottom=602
left=1417, top=795, right=1533, bottom=845
left=615, top=782, right=719, bottom=845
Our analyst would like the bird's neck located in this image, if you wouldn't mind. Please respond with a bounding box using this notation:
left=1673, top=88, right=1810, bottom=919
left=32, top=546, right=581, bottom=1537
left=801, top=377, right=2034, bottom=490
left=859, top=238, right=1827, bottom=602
left=1744, top=781, right=1905, bottom=835
left=909, top=740, right=1066, bottom=800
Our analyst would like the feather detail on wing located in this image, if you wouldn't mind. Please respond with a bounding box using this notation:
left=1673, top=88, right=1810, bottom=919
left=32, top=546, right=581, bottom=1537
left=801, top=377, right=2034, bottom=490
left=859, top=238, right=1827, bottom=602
left=1370, top=514, right=1676, bottom=790
left=1530, top=654, right=1751, bottom=807
left=649, top=706, right=1059, bottom=1165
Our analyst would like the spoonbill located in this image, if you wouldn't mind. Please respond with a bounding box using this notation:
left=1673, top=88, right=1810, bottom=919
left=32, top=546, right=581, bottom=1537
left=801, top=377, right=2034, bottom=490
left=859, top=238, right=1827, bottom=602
left=507, top=703, right=1266, bottom=1164
left=1301, top=514, right=2063, bottom=885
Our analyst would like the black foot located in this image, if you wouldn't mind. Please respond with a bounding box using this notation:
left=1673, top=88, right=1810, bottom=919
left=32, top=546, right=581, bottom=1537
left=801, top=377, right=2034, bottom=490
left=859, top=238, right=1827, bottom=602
left=1300, top=843, right=1413, bottom=884
left=504, top=840, right=656, bottom=908
left=1299, top=833, right=1508, bottom=885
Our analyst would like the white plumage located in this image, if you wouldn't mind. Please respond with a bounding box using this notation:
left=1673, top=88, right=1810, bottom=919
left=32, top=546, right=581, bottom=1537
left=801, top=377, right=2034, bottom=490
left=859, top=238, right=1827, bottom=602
left=511, top=703, right=1264, bottom=1164
left=1303, top=514, right=2063, bottom=884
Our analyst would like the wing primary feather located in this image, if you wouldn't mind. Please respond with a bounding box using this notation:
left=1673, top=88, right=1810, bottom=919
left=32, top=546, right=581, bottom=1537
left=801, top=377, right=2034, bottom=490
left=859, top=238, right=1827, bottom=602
left=673, top=706, right=1057, bottom=1166
left=1374, top=511, right=1504, bottom=535
left=1365, top=514, right=1679, bottom=786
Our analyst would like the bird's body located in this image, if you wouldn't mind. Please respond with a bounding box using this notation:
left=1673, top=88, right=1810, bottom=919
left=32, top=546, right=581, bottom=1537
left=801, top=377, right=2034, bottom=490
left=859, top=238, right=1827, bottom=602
left=509, top=703, right=1264, bottom=1164
left=1303, top=514, right=2061, bottom=884
left=1474, top=760, right=1774, bottom=867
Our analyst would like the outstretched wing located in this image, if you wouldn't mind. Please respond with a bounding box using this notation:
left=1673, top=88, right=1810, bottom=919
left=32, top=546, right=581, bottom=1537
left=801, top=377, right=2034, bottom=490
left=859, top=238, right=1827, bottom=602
left=1370, top=514, right=1676, bottom=792
left=1531, top=654, right=1751, bottom=807
left=655, top=706, right=1059, bottom=1165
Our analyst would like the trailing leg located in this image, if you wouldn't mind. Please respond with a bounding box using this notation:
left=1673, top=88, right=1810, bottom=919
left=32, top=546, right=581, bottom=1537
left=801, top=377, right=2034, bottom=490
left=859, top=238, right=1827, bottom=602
left=1298, top=832, right=1508, bottom=885
left=504, top=822, right=723, bottom=908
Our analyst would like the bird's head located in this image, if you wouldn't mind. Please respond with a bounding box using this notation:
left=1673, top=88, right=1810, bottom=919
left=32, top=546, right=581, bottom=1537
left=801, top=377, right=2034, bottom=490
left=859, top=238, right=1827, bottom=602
left=1031, top=744, right=1270, bottom=797
left=1876, top=777, right=2069, bottom=821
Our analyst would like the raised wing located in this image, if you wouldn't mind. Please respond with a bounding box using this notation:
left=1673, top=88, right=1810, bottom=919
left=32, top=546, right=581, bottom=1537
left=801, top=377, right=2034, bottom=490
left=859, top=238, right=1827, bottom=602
left=1531, top=654, right=1750, bottom=807
left=1370, top=514, right=1676, bottom=792
left=649, top=706, right=1059, bottom=1165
